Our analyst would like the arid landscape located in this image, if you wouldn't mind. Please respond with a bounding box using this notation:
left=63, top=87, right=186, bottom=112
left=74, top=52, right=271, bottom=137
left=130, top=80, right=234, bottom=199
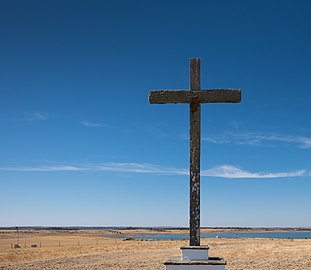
left=1, top=229, right=311, bottom=270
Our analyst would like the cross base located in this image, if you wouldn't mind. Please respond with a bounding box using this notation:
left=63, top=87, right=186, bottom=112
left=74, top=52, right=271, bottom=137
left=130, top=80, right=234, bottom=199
left=164, top=246, right=226, bottom=270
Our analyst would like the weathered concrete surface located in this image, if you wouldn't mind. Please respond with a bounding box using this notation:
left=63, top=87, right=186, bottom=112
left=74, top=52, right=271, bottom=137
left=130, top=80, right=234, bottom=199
left=149, top=90, right=241, bottom=104
left=189, top=58, right=201, bottom=247
left=165, top=254, right=226, bottom=270
left=165, top=256, right=226, bottom=265
left=148, top=58, right=242, bottom=247
left=181, top=245, right=209, bottom=261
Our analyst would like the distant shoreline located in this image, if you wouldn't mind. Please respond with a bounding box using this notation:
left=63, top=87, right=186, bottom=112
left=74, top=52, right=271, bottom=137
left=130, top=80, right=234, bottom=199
left=1, top=226, right=311, bottom=233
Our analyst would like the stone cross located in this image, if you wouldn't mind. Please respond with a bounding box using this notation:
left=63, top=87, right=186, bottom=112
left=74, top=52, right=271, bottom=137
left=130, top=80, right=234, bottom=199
left=149, top=58, right=241, bottom=246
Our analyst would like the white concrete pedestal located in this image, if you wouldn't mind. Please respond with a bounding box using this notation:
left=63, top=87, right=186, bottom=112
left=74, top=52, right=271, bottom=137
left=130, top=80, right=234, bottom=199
left=164, top=246, right=226, bottom=270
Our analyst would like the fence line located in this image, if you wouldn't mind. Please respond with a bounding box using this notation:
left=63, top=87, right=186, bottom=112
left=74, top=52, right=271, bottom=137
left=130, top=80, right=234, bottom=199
left=10, top=238, right=118, bottom=249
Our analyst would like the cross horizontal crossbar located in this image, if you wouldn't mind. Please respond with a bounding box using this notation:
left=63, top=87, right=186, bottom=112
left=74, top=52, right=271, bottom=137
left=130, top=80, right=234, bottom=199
left=149, top=89, right=241, bottom=104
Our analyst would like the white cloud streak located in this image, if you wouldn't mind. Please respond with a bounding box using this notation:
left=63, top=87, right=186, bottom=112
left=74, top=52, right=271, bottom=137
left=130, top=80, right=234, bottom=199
left=0, top=162, right=306, bottom=179
left=21, top=112, right=48, bottom=121
left=201, top=165, right=306, bottom=179
left=203, top=132, right=311, bottom=149
left=0, top=166, right=86, bottom=172
left=81, top=121, right=109, bottom=128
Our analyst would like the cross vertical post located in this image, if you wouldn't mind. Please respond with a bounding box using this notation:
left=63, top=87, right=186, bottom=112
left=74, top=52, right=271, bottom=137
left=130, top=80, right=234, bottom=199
left=189, top=58, right=201, bottom=246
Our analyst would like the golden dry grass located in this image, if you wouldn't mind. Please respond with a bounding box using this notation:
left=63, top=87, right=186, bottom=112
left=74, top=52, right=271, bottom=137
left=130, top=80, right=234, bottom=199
left=0, top=230, right=310, bottom=269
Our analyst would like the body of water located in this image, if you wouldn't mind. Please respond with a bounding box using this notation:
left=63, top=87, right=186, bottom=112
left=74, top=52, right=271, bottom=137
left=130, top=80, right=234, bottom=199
left=120, top=231, right=311, bottom=241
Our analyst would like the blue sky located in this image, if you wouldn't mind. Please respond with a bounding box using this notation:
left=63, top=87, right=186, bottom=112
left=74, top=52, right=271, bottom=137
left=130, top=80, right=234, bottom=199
left=0, top=0, right=311, bottom=227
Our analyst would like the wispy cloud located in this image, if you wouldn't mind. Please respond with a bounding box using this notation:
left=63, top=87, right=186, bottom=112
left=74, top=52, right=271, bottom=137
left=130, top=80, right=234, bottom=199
left=21, top=112, right=48, bottom=121
left=203, top=132, right=311, bottom=149
left=0, top=163, right=187, bottom=175
left=81, top=121, right=109, bottom=128
left=93, top=163, right=188, bottom=175
left=0, top=165, right=86, bottom=172
left=201, top=165, right=306, bottom=179
left=0, top=162, right=306, bottom=179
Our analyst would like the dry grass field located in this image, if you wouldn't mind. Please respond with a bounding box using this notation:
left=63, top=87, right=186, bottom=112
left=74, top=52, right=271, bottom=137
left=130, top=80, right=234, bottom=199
left=0, top=229, right=311, bottom=270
